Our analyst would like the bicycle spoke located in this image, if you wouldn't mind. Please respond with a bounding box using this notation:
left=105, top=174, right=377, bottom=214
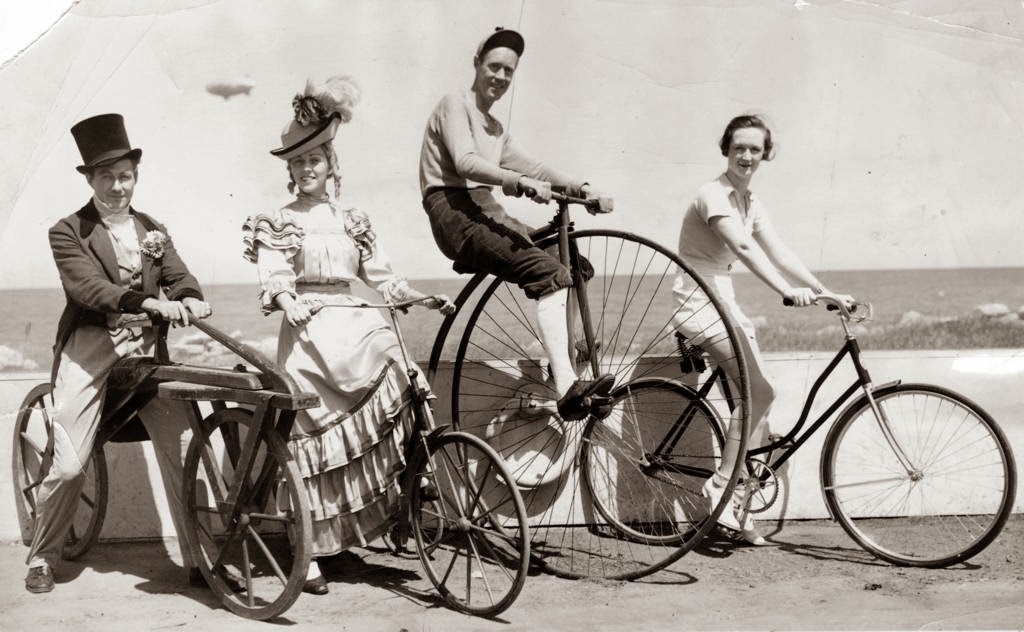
left=449, top=230, right=749, bottom=580
left=823, top=384, right=1014, bottom=567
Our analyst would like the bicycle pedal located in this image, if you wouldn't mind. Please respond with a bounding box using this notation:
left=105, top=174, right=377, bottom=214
left=516, top=392, right=556, bottom=419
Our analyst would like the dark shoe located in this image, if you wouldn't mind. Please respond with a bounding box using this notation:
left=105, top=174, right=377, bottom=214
left=557, top=374, right=615, bottom=421
left=303, top=575, right=329, bottom=595
left=419, top=482, right=441, bottom=502
left=590, top=395, right=615, bottom=420
left=189, top=566, right=245, bottom=593
left=25, top=565, right=54, bottom=594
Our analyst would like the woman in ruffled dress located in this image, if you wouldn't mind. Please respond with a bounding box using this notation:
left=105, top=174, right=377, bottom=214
left=242, top=76, right=453, bottom=595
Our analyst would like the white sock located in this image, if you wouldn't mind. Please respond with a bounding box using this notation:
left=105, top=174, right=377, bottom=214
left=537, top=289, right=576, bottom=395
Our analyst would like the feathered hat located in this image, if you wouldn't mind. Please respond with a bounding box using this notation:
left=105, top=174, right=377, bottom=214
left=270, top=76, right=361, bottom=160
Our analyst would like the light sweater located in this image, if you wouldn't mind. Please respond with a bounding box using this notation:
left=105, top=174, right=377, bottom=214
left=418, top=88, right=584, bottom=197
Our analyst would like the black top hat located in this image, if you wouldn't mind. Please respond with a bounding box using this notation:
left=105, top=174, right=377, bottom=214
left=71, top=113, right=143, bottom=174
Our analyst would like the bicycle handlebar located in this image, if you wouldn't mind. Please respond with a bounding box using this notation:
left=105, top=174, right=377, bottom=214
left=110, top=311, right=211, bottom=329
left=305, top=295, right=441, bottom=314
left=783, top=291, right=873, bottom=322
left=516, top=184, right=614, bottom=215
left=111, top=313, right=154, bottom=329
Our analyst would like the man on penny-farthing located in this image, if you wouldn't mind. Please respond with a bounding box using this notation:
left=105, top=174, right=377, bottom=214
left=24, top=114, right=216, bottom=593
left=419, top=27, right=615, bottom=419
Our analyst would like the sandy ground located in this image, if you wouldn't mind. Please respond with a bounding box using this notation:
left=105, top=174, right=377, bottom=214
left=2, top=518, right=1022, bottom=632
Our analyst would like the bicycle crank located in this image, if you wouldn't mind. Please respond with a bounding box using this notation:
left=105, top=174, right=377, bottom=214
left=743, top=456, right=781, bottom=514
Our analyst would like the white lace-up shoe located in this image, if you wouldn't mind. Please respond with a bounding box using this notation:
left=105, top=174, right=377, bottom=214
left=734, top=499, right=768, bottom=546
left=702, top=477, right=742, bottom=531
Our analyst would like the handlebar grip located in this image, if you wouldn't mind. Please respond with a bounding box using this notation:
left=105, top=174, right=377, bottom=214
left=588, top=196, right=614, bottom=214
left=782, top=297, right=838, bottom=311
left=517, top=183, right=538, bottom=199
left=112, top=313, right=153, bottom=328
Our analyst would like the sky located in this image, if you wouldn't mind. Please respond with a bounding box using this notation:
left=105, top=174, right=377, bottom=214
left=1, top=0, right=1023, bottom=289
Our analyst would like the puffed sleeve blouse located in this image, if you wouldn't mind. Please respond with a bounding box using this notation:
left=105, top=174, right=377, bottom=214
left=242, top=196, right=411, bottom=312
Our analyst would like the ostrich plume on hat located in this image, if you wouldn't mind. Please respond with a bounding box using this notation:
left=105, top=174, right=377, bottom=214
left=273, top=75, right=361, bottom=197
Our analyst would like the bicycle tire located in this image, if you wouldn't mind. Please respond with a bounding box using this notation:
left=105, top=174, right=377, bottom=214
left=12, top=383, right=108, bottom=560
left=444, top=229, right=751, bottom=579
left=183, top=407, right=311, bottom=620
left=410, top=429, right=530, bottom=617
left=821, top=383, right=1016, bottom=568
left=579, top=378, right=726, bottom=565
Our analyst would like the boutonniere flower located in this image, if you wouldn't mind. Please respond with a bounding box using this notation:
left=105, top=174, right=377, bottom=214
left=140, top=230, right=166, bottom=260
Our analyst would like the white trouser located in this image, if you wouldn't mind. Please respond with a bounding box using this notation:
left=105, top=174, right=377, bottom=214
left=27, top=324, right=197, bottom=570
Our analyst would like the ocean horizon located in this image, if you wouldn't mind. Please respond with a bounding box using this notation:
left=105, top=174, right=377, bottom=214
left=2, top=266, right=1022, bottom=372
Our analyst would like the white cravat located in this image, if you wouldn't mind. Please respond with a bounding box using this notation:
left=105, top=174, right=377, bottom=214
left=94, top=196, right=142, bottom=278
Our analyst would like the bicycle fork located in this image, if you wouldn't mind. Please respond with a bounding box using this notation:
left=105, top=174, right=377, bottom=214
left=848, top=339, right=919, bottom=476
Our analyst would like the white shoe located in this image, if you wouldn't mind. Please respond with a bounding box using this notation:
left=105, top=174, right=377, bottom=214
left=734, top=503, right=768, bottom=546
left=702, top=478, right=741, bottom=531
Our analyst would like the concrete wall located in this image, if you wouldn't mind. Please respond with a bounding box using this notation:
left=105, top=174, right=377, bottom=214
left=2, top=348, right=1022, bottom=544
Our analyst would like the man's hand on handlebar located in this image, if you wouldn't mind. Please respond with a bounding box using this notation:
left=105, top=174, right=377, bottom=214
left=517, top=176, right=552, bottom=204
left=579, top=184, right=614, bottom=215
left=183, top=297, right=213, bottom=320
left=141, top=297, right=211, bottom=326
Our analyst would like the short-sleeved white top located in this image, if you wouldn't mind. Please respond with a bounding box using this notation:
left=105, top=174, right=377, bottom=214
left=677, top=173, right=772, bottom=275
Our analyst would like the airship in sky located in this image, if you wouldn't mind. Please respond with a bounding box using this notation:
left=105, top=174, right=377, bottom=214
left=205, top=77, right=255, bottom=100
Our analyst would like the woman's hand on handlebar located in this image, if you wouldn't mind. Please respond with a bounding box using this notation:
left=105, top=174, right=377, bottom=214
left=516, top=176, right=552, bottom=203
left=423, top=294, right=457, bottom=315
left=783, top=289, right=860, bottom=314
left=781, top=286, right=818, bottom=308
left=275, top=294, right=315, bottom=328
left=826, top=291, right=856, bottom=311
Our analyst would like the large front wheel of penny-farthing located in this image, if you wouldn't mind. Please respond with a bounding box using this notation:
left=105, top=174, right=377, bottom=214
left=410, top=430, right=530, bottom=617
left=184, top=407, right=311, bottom=620
left=12, top=383, right=108, bottom=560
left=447, top=229, right=751, bottom=579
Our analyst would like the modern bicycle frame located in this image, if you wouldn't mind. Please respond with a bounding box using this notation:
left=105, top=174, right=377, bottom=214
left=691, top=306, right=909, bottom=483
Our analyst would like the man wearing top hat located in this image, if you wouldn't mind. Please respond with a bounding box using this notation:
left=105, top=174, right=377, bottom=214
left=24, top=113, right=215, bottom=593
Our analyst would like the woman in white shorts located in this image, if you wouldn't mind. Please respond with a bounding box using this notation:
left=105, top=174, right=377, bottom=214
left=672, top=114, right=850, bottom=545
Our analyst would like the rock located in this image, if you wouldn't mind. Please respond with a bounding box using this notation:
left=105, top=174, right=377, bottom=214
left=0, top=345, right=40, bottom=371
left=177, top=331, right=207, bottom=346
left=898, top=310, right=926, bottom=326
left=171, top=341, right=208, bottom=355
left=898, top=311, right=955, bottom=327
left=975, top=303, right=1010, bottom=318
